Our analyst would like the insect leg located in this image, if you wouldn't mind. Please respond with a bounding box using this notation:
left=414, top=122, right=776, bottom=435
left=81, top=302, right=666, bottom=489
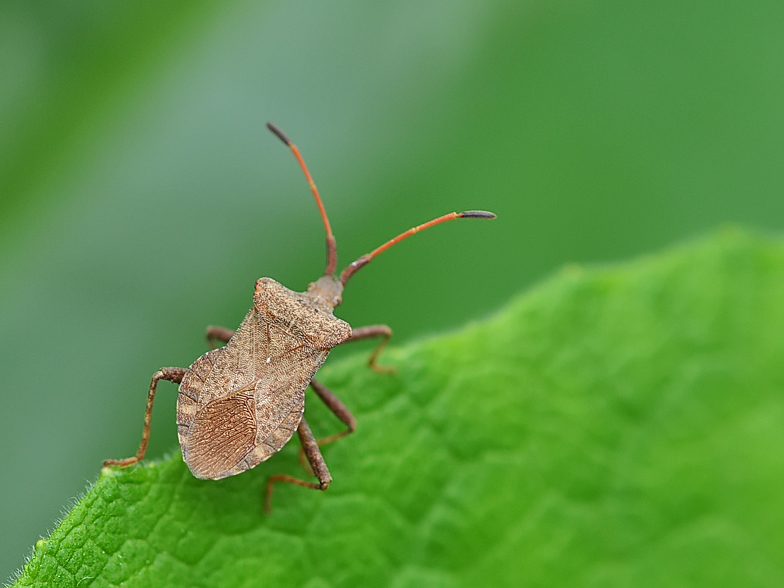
left=343, top=324, right=394, bottom=373
left=309, top=378, right=357, bottom=444
left=296, top=378, right=357, bottom=472
left=103, top=367, right=186, bottom=468
left=206, top=326, right=235, bottom=349
left=264, top=417, right=332, bottom=513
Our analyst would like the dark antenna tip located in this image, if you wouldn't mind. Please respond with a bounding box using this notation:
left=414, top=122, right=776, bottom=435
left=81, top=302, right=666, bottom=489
left=266, top=122, right=291, bottom=146
left=459, top=210, right=496, bottom=219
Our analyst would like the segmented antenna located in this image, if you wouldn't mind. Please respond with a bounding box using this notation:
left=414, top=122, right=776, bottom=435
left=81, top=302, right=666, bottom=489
left=339, top=210, right=496, bottom=285
left=267, top=122, right=338, bottom=276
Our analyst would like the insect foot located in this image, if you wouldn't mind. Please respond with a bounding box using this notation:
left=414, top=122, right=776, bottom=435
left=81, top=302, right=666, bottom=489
left=103, top=122, right=495, bottom=512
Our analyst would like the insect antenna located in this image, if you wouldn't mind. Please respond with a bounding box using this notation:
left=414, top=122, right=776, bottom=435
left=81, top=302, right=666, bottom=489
left=267, top=122, right=338, bottom=276
left=339, top=210, right=496, bottom=285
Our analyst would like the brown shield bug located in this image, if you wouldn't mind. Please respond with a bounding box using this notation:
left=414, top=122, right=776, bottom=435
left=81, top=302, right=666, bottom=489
left=104, top=123, right=495, bottom=511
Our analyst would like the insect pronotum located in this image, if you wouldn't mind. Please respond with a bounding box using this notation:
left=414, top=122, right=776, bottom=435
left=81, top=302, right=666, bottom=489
left=104, top=123, right=495, bottom=511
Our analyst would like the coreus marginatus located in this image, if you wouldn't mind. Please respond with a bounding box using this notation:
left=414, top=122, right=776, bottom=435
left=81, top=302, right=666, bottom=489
left=104, top=123, right=495, bottom=511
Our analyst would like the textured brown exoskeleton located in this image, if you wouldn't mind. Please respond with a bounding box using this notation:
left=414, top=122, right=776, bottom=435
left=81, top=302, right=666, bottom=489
left=104, top=123, right=495, bottom=511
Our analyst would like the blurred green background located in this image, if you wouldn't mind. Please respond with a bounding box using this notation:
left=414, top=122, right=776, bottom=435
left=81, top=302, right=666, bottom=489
left=2, top=0, right=784, bottom=580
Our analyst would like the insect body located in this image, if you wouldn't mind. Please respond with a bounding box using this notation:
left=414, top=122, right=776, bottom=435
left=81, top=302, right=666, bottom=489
left=104, top=123, right=495, bottom=510
left=178, top=277, right=350, bottom=481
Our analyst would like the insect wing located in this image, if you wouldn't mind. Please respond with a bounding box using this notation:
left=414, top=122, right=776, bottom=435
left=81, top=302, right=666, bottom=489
left=177, top=306, right=329, bottom=479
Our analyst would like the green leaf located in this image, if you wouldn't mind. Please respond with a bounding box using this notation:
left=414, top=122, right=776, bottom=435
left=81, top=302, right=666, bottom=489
left=13, top=228, right=784, bottom=587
